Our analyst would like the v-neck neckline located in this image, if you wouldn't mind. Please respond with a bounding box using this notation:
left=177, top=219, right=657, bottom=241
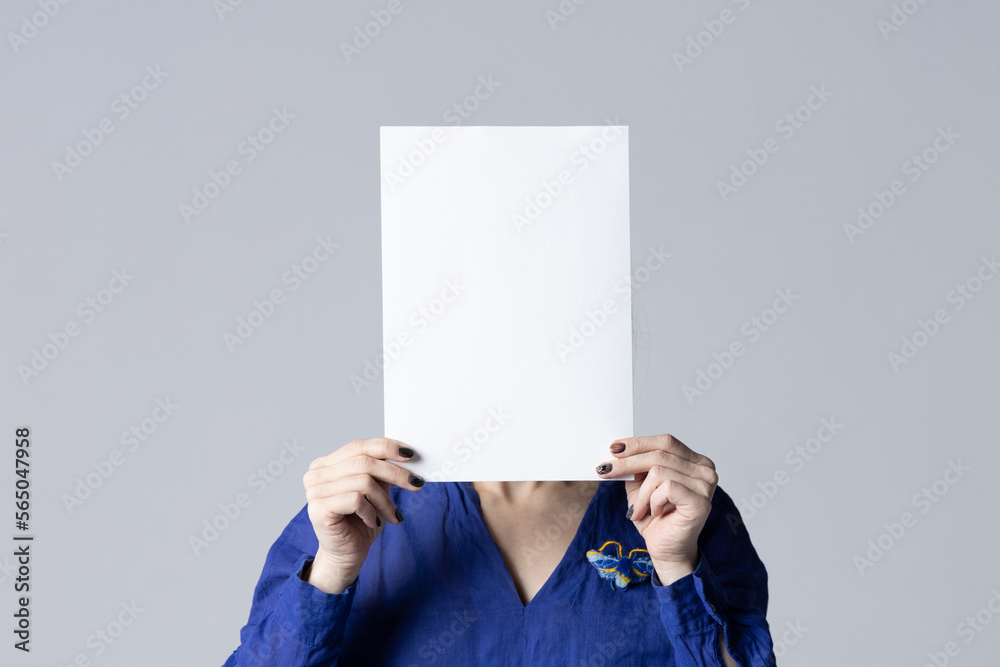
left=458, top=480, right=608, bottom=610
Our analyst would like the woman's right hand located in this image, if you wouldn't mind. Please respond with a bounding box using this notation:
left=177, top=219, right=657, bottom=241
left=302, top=437, right=423, bottom=593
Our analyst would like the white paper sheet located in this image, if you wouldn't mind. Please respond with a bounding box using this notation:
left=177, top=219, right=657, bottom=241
left=380, top=126, right=633, bottom=481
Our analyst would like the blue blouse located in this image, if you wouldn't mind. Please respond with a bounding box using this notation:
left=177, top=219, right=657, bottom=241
left=222, top=481, right=776, bottom=666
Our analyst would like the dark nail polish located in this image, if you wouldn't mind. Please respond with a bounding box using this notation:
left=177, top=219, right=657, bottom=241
left=610, top=442, right=626, bottom=454
left=398, top=446, right=414, bottom=458
left=376, top=516, right=381, bottom=527
left=596, top=463, right=613, bottom=475
left=409, top=474, right=424, bottom=488
left=625, top=504, right=634, bottom=521
left=395, top=508, right=405, bottom=523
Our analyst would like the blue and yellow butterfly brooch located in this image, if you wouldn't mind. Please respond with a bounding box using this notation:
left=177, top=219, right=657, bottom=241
left=586, top=540, right=655, bottom=590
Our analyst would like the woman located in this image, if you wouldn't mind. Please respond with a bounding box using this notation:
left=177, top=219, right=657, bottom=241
left=222, top=433, right=776, bottom=665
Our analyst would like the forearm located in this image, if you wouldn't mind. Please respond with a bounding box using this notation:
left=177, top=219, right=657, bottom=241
left=653, top=562, right=741, bottom=667
left=652, top=553, right=772, bottom=666
left=651, top=556, right=697, bottom=586
left=224, top=554, right=357, bottom=667
left=304, top=551, right=360, bottom=595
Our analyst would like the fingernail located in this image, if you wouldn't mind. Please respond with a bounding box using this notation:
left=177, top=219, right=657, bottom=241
left=395, top=508, right=405, bottom=523
left=625, top=504, right=634, bottom=521
left=398, top=446, right=414, bottom=458
left=610, top=442, right=625, bottom=454
left=596, top=463, right=613, bottom=475
left=376, top=516, right=381, bottom=527
left=409, top=474, right=424, bottom=488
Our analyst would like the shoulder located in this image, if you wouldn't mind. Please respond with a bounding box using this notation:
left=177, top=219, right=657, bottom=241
left=699, top=484, right=771, bottom=590
left=683, top=483, right=746, bottom=549
left=704, top=484, right=746, bottom=541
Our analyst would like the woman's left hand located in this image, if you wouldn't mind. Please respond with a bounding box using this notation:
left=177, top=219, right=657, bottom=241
left=596, top=434, right=719, bottom=580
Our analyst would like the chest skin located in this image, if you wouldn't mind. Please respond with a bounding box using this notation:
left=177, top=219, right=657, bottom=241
left=474, top=482, right=601, bottom=605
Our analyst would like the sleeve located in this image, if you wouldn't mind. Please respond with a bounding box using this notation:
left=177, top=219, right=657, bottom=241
left=221, top=503, right=359, bottom=667
left=649, top=485, right=777, bottom=667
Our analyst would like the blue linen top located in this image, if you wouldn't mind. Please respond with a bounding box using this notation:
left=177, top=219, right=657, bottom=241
left=222, top=481, right=776, bottom=666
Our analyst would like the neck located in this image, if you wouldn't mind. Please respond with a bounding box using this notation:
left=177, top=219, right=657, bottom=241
left=472, top=480, right=600, bottom=504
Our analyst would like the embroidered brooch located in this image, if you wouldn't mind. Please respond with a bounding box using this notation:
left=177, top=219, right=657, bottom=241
left=586, top=540, right=654, bottom=590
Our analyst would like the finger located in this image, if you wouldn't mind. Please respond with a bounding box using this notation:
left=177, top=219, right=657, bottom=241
left=598, top=449, right=717, bottom=486
left=312, top=489, right=382, bottom=529
left=354, top=495, right=382, bottom=529
left=627, top=471, right=659, bottom=523
left=629, top=466, right=713, bottom=522
left=308, top=437, right=416, bottom=472
left=306, top=473, right=401, bottom=525
left=609, top=434, right=715, bottom=470
left=647, top=477, right=711, bottom=521
left=304, top=454, right=425, bottom=493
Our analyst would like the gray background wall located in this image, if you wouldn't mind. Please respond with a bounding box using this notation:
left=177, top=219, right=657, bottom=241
left=2, top=1, right=998, bottom=665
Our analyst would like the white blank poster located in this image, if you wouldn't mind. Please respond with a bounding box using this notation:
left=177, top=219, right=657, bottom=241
left=380, top=126, right=632, bottom=481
